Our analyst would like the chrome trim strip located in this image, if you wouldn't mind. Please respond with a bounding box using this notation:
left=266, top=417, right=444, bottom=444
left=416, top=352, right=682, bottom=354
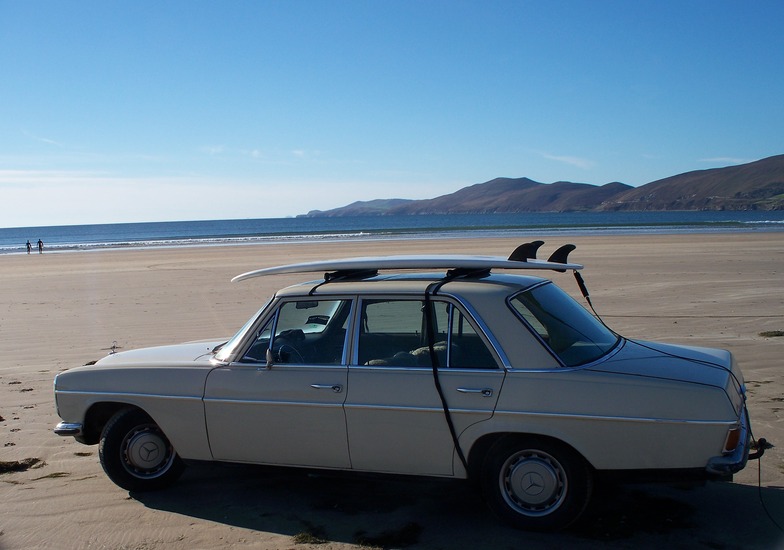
left=346, top=364, right=505, bottom=373
left=335, top=403, right=735, bottom=425
left=203, top=398, right=344, bottom=408
left=342, top=403, right=477, bottom=414
left=493, top=408, right=737, bottom=426
left=53, top=390, right=203, bottom=401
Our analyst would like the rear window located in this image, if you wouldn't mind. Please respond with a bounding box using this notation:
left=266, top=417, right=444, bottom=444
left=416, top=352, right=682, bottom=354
left=509, top=282, right=619, bottom=367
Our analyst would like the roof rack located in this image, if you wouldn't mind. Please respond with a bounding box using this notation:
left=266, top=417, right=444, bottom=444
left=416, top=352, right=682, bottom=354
left=323, top=268, right=378, bottom=281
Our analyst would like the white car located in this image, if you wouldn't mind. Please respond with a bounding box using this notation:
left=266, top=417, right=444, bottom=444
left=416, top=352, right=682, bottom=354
left=54, top=243, right=761, bottom=530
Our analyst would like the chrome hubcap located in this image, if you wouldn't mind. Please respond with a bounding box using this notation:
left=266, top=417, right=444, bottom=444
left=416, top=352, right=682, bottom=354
left=122, top=425, right=173, bottom=478
left=502, top=450, right=566, bottom=516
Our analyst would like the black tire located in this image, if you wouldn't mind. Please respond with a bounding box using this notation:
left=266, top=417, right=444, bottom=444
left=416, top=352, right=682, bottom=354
left=480, top=436, right=593, bottom=531
left=99, top=408, right=185, bottom=492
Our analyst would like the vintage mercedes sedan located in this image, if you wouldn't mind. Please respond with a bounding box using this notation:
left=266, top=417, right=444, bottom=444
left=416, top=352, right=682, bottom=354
left=54, top=244, right=760, bottom=530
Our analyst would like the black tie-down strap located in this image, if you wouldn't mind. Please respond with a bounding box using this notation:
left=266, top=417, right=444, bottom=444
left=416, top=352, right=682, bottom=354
left=424, top=277, right=470, bottom=473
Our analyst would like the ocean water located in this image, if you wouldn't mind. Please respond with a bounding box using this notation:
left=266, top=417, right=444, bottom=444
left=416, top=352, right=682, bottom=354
left=1, top=211, right=783, bottom=254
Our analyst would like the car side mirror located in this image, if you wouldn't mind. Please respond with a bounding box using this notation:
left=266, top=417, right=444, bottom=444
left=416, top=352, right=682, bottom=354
left=264, top=348, right=275, bottom=369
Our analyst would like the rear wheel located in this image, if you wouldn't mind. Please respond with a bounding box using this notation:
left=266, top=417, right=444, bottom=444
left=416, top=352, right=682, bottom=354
left=480, top=436, right=592, bottom=531
left=99, top=408, right=184, bottom=491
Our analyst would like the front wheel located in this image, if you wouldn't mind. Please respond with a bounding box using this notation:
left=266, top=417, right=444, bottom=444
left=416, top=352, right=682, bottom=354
left=480, top=436, right=592, bottom=531
left=99, top=408, right=185, bottom=492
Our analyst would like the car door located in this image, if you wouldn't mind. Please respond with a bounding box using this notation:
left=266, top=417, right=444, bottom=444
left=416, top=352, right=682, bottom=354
left=203, top=298, right=353, bottom=468
left=344, top=298, right=504, bottom=476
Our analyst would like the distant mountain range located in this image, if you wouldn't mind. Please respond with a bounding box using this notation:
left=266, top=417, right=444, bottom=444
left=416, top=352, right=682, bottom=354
left=302, top=154, right=784, bottom=217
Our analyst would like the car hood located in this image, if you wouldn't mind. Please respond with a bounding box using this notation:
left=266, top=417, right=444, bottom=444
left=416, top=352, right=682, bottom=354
left=94, top=340, right=224, bottom=367
left=591, top=339, right=738, bottom=389
left=55, top=340, right=225, bottom=396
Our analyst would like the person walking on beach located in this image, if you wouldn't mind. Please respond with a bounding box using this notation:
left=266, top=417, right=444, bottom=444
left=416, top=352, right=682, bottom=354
left=26, top=240, right=32, bottom=254
left=37, top=239, right=44, bottom=254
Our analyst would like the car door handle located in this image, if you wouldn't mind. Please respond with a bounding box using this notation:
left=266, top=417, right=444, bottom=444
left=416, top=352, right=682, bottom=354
left=311, top=384, right=343, bottom=393
left=457, top=387, right=493, bottom=397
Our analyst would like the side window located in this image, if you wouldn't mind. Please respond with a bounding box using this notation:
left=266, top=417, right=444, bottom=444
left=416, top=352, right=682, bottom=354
left=357, top=299, right=497, bottom=369
left=448, top=308, right=498, bottom=369
left=241, top=299, right=350, bottom=365
left=358, top=300, right=431, bottom=367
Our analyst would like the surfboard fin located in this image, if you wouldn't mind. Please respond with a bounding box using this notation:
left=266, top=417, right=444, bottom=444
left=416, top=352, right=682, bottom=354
left=508, top=240, right=545, bottom=262
left=547, top=244, right=576, bottom=272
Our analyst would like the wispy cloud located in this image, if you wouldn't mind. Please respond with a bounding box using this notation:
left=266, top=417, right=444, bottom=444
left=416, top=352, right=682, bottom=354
left=201, top=145, right=323, bottom=162
left=22, top=129, right=66, bottom=148
left=539, top=152, right=596, bottom=170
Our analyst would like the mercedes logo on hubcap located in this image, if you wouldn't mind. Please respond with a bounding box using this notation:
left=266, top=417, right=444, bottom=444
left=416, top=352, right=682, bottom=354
left=138, top=442, right=160, bottom=463
left=522, top=472, right=545, bottom=496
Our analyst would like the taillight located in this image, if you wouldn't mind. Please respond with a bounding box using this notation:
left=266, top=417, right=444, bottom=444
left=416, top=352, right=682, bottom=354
left=723, top=426, right=741, bottom=454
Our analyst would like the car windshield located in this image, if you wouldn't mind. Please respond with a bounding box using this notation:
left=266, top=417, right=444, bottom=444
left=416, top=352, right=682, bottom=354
left=213, top=301, right=271, bottom=363
left=509, top=282, right=619, bottom=367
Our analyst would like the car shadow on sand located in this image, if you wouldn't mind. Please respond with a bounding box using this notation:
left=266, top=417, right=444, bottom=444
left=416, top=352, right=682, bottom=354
left=132, top=462, right=784, bottom=549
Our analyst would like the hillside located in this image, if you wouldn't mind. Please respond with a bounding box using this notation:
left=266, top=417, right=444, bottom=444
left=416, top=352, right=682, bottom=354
left=302, top=154, right=784, bottom=216
left=390, top=179, right=632, bottom=214
left=599, top=155, right=784, bottom=211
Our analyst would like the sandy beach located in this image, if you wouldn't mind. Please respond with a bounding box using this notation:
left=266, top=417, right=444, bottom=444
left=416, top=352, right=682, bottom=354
left=1, top=233, right=782, bottom=549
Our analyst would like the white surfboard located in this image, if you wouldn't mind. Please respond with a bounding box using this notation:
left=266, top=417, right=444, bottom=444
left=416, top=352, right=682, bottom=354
left=232, top=254, right=582, bottom=282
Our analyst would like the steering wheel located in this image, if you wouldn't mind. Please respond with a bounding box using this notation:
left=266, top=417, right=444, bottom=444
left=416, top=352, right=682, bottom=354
left=277, top=343, right=305, bottom=364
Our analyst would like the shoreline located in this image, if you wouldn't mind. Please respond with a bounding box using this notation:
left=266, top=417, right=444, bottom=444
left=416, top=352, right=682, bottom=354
left=1, top=233, right=782, bottom=549
left=3, top=224, right=784, bottom=256
left=2, top=210, right=783, bottom=255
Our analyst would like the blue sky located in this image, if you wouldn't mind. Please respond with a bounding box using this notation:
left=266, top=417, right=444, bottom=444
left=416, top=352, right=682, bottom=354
left=1, top=1, right=782, bottom=227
